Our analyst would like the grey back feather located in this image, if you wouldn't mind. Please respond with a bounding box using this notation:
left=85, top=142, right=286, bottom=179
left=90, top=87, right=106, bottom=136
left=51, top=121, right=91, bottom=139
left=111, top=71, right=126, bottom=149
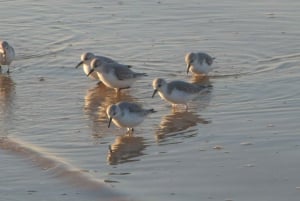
left=197, top=52, right=214, bottom=65
left=104, top=63, right=146, bottom=80
left=118, top=102, right=155, bottom=116
left=167, top=80, right=207, bottom=94
left=95, top=55, right=116, bottom=64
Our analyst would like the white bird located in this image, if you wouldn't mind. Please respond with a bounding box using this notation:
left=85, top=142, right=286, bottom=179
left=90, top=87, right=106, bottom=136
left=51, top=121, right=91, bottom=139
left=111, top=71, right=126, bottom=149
left=75, top=52, right=131, bottom=81
left=152, top=78, right=210, bottom=109
left=0, top=41, right=15, bottom=74
left=185, top=52, right=215, bottom=75
left=106, top=101, right=156, bottom=132
left=88, top=58, right=147, bottom=92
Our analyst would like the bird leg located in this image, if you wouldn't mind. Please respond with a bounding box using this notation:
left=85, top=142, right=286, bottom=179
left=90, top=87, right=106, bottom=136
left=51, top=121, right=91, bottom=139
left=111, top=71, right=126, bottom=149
left=184, top=104, right=189, bottom=111
left=126, top=128, right=134, bottom=136
left=117, top=86, right=130, bottom=92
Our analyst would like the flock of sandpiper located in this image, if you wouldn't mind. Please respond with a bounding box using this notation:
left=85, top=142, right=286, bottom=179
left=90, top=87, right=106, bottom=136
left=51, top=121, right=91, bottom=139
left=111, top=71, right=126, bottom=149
left=0, top=40, right=215, bottom=134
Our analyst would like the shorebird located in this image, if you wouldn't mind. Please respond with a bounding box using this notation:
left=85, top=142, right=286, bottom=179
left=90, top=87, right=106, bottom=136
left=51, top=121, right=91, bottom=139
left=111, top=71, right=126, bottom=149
left=88, top=58, right=147, bottom=92
left=75, top=52, right=119, bottom=81
left=0, top=41, right=15, bottom=74
left=106, top=101, right=156, bottom=133
left=185, top=52, right=215, bottom=75
left=152, top=78, right=210, bottom=109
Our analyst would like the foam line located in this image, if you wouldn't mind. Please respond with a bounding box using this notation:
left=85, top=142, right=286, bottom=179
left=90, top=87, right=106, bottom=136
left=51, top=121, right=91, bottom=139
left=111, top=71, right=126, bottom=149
left=0, top=137, right=135, bottom=201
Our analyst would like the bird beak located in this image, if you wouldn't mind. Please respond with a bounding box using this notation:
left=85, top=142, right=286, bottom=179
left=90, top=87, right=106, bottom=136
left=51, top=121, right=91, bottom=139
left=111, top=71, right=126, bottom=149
left=186, top=63, right=191, bottom=74
left=108, top=117, right=113, bottom=128
left=75, top=61, right=83, bottom=68
left=152, top=89, right=158, bottom=98
left=87, top=69, right=94, bottom=77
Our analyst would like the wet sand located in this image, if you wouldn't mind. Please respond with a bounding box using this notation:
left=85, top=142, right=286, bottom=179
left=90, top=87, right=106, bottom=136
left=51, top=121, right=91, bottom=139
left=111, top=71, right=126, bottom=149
left=0, top=137, right=133, bottom=201
left=1, top=0, right=300, bottom=201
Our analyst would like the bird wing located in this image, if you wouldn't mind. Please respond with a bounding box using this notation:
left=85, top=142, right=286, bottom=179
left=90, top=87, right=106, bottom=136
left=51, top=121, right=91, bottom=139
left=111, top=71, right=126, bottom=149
left=119, top=102, right=143, bottom=113
left=205, top=55, right=213, bottom=65
left=114, top=64, right=135, bottom=80
left=197, top=52, right=214, bottom=65
left=169, top=81, right=203, bottom=94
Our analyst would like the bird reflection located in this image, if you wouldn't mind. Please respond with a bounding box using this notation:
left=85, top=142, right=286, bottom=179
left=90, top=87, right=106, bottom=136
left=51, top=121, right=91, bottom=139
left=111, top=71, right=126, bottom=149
left=155, top=110, right=210, bottom=143
left=0, top=74, right=15, bottom=135
left=83, top=83, right=136, bottom=138
left=84, top=83, right=106, bottom=113
left=107, top=134, right=146, bottom=165
left=190, top=74, right=212, bottom=85
left=189, top=75, right=213, bottom=110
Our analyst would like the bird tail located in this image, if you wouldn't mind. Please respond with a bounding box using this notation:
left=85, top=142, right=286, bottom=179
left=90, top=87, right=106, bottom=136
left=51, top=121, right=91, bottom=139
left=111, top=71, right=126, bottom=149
left=198, top=84, right=213, bottom=93
left=148, top=109, right=157, bottom=113
left=204, top=84, right=213, bottom=88
left=135, top=72, right=148, bottom=77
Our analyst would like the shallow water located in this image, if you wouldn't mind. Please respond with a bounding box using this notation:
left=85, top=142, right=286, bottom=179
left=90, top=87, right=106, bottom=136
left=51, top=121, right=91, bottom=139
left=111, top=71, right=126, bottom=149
left=1, top=0, right=300, bottom=200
